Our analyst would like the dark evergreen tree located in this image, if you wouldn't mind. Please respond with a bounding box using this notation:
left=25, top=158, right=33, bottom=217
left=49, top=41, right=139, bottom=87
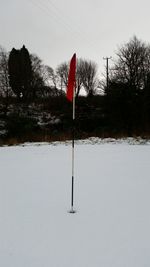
left=8, top=45, right=32, bottom=99
left=8, top=48, right=21, bottom=99
left=20, top=45, right=32, bottom=98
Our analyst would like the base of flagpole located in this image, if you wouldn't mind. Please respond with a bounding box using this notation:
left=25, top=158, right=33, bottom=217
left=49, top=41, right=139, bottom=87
left=68, top=207, right=76, bottom=214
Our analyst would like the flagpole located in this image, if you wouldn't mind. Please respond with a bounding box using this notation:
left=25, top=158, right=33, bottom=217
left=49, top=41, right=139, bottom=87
left=66, top=53, right=76, bottom=214
left=70, top=86, right=76, bottom=213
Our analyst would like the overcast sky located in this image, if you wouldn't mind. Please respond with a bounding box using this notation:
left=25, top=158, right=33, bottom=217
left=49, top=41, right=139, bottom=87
left=0, top=0, right=150, bottom=76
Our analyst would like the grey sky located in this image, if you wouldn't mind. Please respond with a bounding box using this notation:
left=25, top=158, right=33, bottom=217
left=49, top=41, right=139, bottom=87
left=0, top=0, right=150, bottom=75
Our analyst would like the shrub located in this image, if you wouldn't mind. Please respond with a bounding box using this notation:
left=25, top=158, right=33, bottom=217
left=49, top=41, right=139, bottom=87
left=6, top=113, right=38, bottom=138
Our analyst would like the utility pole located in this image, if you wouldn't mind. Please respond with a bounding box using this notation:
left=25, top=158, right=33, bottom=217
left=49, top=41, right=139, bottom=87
left=103, top=57, right=112, bottom=90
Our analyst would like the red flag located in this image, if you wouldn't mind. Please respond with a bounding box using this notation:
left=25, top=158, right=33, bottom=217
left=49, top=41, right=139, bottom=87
left=66, top=53, right=76, bottom=102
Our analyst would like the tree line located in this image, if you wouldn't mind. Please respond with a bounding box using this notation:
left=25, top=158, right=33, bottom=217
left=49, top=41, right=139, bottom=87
left=0, top=45, right=98, bottom=101
left=1, top=36, right=150, bottom=142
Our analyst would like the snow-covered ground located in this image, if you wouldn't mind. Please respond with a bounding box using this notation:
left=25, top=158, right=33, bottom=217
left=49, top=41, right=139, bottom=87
left=0, top=139, right=150, bottom=267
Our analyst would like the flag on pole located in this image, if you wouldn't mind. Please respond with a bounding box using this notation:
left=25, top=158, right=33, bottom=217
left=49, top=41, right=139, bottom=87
left=66, top=53, right=77, bottom=213
left=66, top=53, right=76, bottom=102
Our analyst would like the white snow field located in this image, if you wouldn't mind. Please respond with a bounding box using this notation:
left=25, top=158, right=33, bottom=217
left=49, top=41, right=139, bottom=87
left=0, top=139, right=150, bottom=267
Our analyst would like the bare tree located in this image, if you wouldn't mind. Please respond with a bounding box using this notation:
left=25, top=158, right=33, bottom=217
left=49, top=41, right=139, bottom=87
left=0, top=46, right=13, bottom=114
left=30, top=54, right=44, bottom=89
left=0, top=46, right=12, bottom=98
left=56, top=58, right=98, bottom=97
left=111, top=36, right=150, bottom=91
left=30, top=54, right=60, bottom=98
left=76, top=59, right=84, bottom=97
left=56, top=62, right=68, bottom=91
left=42, top=65, right=57, bottom=88
left=56, top=61, right=83, bottom=96
left=79, top=59, right=98, bottom=97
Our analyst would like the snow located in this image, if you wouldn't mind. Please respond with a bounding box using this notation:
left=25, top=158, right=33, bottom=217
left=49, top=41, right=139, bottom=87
left=0, top=139, right=150, bottom=267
